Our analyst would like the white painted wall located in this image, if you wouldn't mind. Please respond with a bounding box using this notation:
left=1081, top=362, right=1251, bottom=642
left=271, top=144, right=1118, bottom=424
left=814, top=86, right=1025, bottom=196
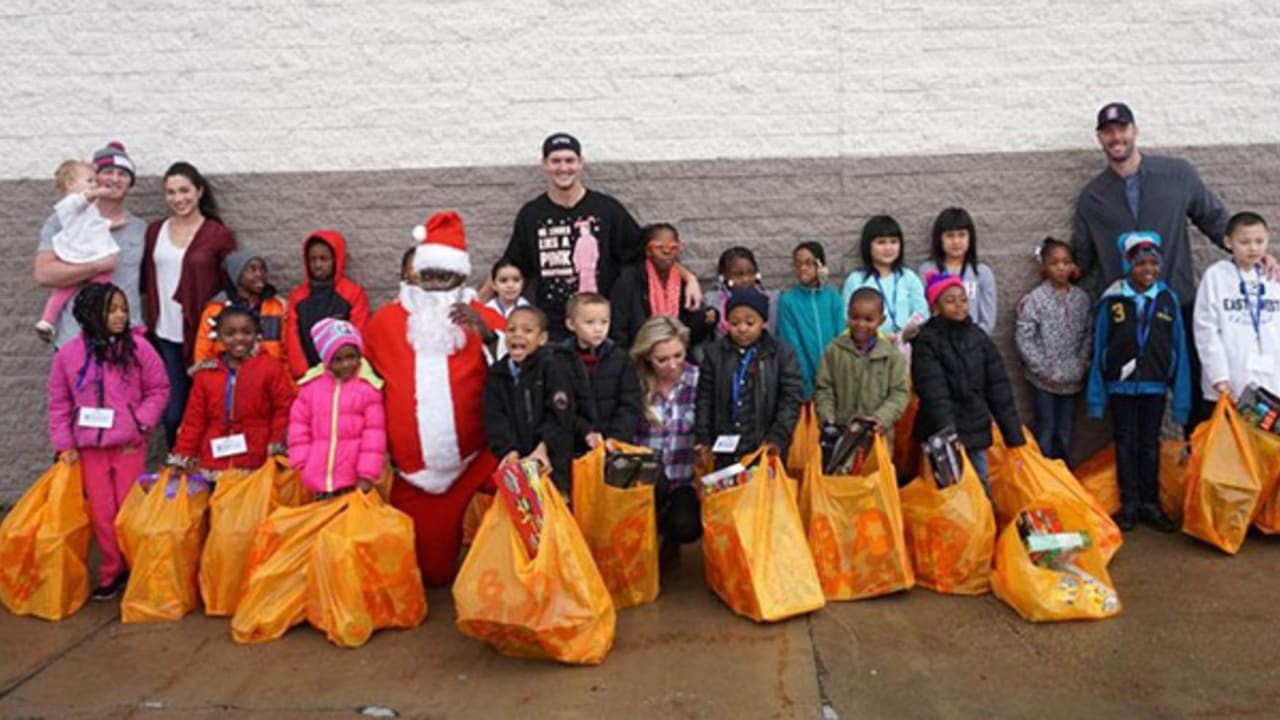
left=4, top=0, right=1279, bottom=179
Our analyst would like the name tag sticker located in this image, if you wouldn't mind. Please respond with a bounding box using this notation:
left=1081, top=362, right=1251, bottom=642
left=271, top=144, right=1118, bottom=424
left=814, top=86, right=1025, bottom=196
left=712, top=434, right=741, bottom=454
left=77, top=407, right=115, bottom=429
left=211, top=434, right=248, bottom=459
left=1119, top=359, right=1137, bottom=382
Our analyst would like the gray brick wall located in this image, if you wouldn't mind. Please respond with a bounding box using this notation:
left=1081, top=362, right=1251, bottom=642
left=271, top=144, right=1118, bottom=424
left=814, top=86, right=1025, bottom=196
left=2, top=143, right=1277, bottom=501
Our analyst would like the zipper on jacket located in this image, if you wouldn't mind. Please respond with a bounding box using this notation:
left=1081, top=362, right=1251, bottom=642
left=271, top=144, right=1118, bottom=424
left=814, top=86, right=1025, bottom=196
left=95, top=362, right=105, bottom=447
left=324, top=379, right=342, bottom=493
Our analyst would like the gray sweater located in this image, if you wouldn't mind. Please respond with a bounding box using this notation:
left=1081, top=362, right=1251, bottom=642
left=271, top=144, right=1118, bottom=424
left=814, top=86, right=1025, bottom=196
left=917, top=261, right=998, bottom=335
left=1070, top=153, right=1228, bottom=303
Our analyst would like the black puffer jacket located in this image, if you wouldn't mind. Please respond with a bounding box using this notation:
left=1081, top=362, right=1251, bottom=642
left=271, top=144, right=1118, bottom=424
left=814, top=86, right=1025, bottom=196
left=483, top=345, right=596, bottom=493
left=559, top=338, right=642, bottom=445
left=910, top=315, right=1025, bottom=452
left=694, top=331, right=804, bottom=456
left=609, top=264, right=715, bottom=349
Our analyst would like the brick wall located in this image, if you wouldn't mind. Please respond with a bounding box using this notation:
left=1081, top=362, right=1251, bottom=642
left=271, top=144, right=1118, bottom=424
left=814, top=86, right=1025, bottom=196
left=2, top=143, right=1279, bottom=501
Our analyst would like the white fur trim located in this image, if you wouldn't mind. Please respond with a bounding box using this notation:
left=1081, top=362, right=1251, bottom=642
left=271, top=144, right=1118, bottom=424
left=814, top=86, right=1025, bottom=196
left=414, top=243, right=471, bottom=276
left=398, top=452, right=478, bottom=494
left=412, top=349, right=464, bottom=490
left=412, top=224, right=427, bottom=242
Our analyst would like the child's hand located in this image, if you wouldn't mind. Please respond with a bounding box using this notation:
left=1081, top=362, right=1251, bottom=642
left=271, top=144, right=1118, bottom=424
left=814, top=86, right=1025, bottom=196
left=1214, top=382, right=1232, bottom=397
left=267, top=442, right=288, bottom=457
left=861, top=417, right=886, bottom=435
left=499, top=451, right=520, bottom=467
left=58, top=449, right=79, bottom=464
left=528, top=442, right=551, bottom=473
left=187, top=359, right=218, bottom=376
left=357, top=478, right=373, bottom=493
left=585, top=432, right=604, bottom=449
left=762, top=442, right=781, bottom=458
left=83, top=185, right=101, bottom=202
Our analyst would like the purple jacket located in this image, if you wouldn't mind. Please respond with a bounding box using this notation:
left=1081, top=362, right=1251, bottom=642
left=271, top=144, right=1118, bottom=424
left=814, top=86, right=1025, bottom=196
left=47, top=328, right=170, bottom=452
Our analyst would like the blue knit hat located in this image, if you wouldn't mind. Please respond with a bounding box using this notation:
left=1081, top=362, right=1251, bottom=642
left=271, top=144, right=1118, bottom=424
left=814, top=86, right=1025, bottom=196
left=725, top=287, right=769, bottom=321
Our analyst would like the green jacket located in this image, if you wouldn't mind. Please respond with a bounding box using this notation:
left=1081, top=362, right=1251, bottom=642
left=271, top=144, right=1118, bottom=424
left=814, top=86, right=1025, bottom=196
left=814, top=332, right=910, bottom=433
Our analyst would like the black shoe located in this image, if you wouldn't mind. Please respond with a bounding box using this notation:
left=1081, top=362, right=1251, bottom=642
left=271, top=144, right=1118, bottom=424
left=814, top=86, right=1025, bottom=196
left=1139, top=506, right=1178, bottom=534
left=1112, top=508, right=1137, bottom=533
left=659, top=537, right=682, bottom=571
left=91, top=573, right=127, bottom=601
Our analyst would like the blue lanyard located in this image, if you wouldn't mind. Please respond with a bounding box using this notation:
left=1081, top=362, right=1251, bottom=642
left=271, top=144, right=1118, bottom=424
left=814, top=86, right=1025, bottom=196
left=871, top=271, right=900, bottom=329
left=223, top=365, right=238, bottom=429
left=1134, top=294, right=1158, bottom=356
left=731, top=347, right=756, bottom=421
left=1238, top=266, right=1266, bottom=351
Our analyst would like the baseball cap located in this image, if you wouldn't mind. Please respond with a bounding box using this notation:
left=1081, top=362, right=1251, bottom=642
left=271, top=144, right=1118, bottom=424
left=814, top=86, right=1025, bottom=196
left=1096, top=102, right=1135, bottom=130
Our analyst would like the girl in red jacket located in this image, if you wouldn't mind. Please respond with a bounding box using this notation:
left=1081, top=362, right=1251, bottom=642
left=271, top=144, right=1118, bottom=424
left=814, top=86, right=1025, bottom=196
left=283, top=231, right=370, bottom=379
left=169, top=307, right=295, bottom=472
left=288, top=318, right=386, bottom=498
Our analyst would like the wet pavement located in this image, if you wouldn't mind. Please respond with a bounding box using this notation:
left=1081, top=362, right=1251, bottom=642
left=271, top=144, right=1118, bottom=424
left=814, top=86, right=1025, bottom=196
left=2, top=528, right=1279, bottom=719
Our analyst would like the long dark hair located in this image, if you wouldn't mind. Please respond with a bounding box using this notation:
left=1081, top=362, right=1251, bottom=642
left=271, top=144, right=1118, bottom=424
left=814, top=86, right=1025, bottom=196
left=72, top=282, right=139, bottom=369
left=929, top=207, right=979, bottom=273
left=163, top=161, right=221, bottom=222
left=858, top=214, right=905, bottom=276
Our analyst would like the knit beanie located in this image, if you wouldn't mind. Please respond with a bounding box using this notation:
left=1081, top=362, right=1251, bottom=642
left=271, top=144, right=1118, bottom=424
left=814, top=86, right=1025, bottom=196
left=92, top=141, right=136, bottom=186
left=924, top=271, right=966, bottom=309
left=1118, top=231, right=1162, bottom=271
left=223, top=249, right=264, bottom=288
left=311, top=318, right=363, bottom=367
left=725, top=286, right=770, bottom=321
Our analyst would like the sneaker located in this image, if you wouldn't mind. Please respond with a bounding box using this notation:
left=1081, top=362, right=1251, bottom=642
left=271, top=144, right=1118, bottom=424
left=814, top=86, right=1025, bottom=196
left=1139, top=506, right=1178, bottom=534
left=91, top=573, right=128, bottom=601
left=34, top=321, right=55, bottom=343
left=1112, top=507, right=1137, bottom=533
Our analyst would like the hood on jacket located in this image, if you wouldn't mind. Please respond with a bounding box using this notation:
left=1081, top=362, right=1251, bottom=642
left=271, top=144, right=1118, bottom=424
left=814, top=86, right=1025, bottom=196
left=302, top=230, right=350, bottom=287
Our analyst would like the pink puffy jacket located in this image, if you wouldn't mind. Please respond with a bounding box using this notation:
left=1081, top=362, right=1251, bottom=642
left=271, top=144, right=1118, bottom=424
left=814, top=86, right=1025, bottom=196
left=287, top=368, right=386, bottom=494
left=47, top=328, right=170, bottom=452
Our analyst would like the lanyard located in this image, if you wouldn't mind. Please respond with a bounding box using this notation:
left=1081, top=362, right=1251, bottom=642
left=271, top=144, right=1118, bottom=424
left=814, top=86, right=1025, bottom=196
left=1134, top=294, right=1158, bottom=357
left=872, top=271, right=900, bottom=330
left=731, top=347, right=756, bottom=422
left=223, top=366, right=238, bottom=430
left=1238, top=266, right=1266, bottom=351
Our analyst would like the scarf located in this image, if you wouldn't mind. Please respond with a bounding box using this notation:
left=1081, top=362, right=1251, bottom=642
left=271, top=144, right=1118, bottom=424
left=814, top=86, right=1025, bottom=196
left=646, top=260, right=682, bottom=318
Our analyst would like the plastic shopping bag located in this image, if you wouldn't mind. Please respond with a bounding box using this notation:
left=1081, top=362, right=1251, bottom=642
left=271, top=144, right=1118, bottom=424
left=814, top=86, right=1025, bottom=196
left=115, top=471, right=210, bottom=623
left=1075, top=446, right=1121, bottom=516
left=900, top=449, right=995, bottom=595
left=1182, top=397, right=1263, bottom=554
left=990, top=445, right=1122, bottom=564
left=306, top=490, right=427, bottom=648
left=572, top=442, right=659, bottom=609
left=992, top=498, right=1121, bottom=623
left=0, top=461, right=91, bottom=620
left=1158, top=440, right=1191, bottom=520
left=200, top=458, right=308, bottom=616
left=799, top=436, right=913, bottom=601
left=461, top=492, right=495, bottom=548
left=1249, top=427, right=1280, bottom=534
left=893, top=395, right=921, bottom=480
left=700, top=449, right=826, bottom=622
left=786, top=401, right=821, bottom=478
left=231, top=497, right=348, bottom=644
left=453, top=468, right=616, bottom=665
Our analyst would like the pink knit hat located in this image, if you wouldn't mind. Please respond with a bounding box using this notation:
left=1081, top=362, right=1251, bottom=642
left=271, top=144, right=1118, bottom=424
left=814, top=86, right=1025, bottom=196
left=924, top=271, right=966, bottom=308
left=311, top=318, right=363, bottom=366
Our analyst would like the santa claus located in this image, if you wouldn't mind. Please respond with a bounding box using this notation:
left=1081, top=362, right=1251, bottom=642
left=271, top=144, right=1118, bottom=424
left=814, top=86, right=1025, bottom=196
left=365, top=211, right=505, bottom=586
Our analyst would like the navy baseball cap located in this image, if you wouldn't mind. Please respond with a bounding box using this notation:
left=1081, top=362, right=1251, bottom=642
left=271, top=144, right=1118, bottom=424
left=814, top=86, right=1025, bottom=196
left=542, top=132, right=581, bottom=158
left=1096, top=102, right=1135, bottom=130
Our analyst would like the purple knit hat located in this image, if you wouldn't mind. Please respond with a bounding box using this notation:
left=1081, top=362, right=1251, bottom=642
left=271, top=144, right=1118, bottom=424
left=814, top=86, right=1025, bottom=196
left=311, top=318, right=363, bottom=366
left=924, top=271, right=965, bottom=308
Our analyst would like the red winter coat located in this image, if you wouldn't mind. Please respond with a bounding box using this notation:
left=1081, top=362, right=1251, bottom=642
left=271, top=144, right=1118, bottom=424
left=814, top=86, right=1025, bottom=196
left=142, top=218, right=237, bottom=365
left=283, top=230, right=370, bottom=379
left=172, top=353, right=295, bottom=471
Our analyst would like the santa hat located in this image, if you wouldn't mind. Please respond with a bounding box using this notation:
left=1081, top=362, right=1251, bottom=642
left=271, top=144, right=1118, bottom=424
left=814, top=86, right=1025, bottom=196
left=411, top=211, right=471, bottom=277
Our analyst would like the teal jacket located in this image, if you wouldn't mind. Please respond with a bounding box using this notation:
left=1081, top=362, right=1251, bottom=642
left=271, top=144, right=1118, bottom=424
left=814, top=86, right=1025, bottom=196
left=777, top=284, right=845, bottom=398
left=841, top=268, right=929, bottom=336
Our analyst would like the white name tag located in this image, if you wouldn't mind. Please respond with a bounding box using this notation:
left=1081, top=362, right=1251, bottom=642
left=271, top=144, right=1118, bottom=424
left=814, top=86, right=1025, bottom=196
left=712, top=434, right=741, bottom=454
left=77, top=407, right=115, bottom=429
left=1119, top=359, right=1137, bottom=382
left=211, top=434, right=248, bottom=459
left=1248, top=353, right=1273, bottom=375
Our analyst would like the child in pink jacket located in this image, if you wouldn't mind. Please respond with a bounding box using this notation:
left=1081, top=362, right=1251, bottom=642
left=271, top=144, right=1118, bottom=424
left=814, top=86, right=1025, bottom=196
left=47, top=282, right=169, bottom=600
left=288, top=318, right=386, bottom=497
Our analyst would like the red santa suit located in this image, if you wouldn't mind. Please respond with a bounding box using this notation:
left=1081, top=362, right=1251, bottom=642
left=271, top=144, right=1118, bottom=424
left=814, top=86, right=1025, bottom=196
left=365, top=212, right=505, bottom=586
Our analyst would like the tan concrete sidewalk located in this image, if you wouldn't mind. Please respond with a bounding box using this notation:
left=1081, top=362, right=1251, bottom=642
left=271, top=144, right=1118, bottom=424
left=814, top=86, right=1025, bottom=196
left=2, top=530, right=1279, bottom=719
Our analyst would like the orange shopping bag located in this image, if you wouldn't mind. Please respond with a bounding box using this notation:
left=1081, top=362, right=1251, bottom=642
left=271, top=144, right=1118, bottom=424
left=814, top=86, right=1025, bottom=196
left=1158, top=440, right=1191, bottom=520
left=900, top=448, right=995, bottom=595
left=700, top=449, right=825, bottom=622
left=799, top=436, right=913, bottom=601
left=453, top=468, right=616, bottom=665
left=893, top=395, right=921, bottom=480
left=462, top=492, right=495, bottom=547
left=786, top=401, right=820, bottom=478
left=231, top=496, right=349, bottom=644
left=1075, top=446, right=1121, bottom=516
left=1249, top=427, right=1280, bottom=533
left=200, top=458, right=309, bottom=616
left=1182, top=397, right=1263, bottom=554
left=992, top=498, right=1121, bottom=623
left=572, top=442, right=659, bottom=610
left=0, top=460, right=91, bottom=621
left=306, top=490, right=427, bottom=648
left=990, top=445, right=1122, bottom=564
left=115, top=471, right=211, bottom=623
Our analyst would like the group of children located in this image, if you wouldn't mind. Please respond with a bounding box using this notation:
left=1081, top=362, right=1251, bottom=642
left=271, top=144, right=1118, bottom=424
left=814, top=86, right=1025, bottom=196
left=43, top=173, right=1279, bottom=597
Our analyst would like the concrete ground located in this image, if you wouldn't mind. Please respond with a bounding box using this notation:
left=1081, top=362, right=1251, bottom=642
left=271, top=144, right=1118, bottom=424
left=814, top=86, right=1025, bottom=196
left=2, top=528, right=1279, bottom=720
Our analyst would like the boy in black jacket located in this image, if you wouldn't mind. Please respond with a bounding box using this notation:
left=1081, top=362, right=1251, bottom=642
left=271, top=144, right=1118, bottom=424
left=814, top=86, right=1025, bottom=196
left=695, top=287, right=804, bottom=467
left=562, top=293, right=642, bottom=445
left=912, top=272, right=1025, bottom=491
left=484, top=306, right=596, bottom=495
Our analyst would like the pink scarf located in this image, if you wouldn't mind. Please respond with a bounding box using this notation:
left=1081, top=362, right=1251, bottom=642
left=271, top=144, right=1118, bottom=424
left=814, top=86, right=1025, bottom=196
left=646, top=260, right=682, bottom=317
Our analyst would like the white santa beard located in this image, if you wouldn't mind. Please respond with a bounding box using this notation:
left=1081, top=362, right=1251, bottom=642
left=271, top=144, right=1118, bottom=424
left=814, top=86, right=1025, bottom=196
left=397, top=281, right=480, bottom=493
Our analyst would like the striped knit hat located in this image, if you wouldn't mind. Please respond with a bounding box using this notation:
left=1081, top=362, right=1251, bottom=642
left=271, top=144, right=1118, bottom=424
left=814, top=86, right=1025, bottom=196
left=310, top=317, right=363, bottom=366
left=92, top=141, right=136, bottom=186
